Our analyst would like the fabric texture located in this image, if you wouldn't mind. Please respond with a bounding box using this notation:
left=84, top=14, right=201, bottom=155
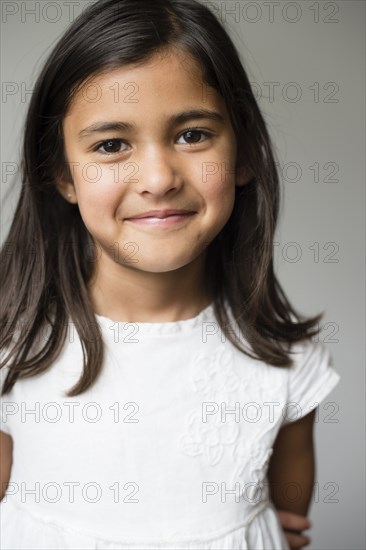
left=0, top=302, right=340, bottom=549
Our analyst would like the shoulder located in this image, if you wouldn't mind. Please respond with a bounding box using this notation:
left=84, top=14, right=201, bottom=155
left=282, top=338, right=340, bottom=426
left=287, top=338, right=337, bottom=384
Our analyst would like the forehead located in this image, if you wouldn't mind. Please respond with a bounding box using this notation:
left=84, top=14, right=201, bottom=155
left=65, top=49, right=227, bottom=123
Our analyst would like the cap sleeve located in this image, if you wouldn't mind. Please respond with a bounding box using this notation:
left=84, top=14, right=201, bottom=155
left=281, top=339, right=340, bottom=426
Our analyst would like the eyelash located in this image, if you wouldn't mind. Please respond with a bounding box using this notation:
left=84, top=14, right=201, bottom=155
left=91, top=127, right=213, bottom=155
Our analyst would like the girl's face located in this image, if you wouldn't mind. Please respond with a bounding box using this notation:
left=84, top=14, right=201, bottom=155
left=59, top=49, right=244, bottom=275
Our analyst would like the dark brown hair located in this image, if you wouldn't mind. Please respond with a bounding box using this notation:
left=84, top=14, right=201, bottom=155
left=0, top=0, right=323, bottom=397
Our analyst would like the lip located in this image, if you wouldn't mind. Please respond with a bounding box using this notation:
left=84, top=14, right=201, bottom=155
left=125, top=212, right=196, bottom=228
left=125, top=209, right=196, bottom=220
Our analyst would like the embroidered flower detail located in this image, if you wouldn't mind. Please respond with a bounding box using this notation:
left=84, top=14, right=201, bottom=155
left=180, top=408, right=240, bottom=466
left=191, top=346, right=241, bottom=402
left=231, top=439, right=273, bottom=504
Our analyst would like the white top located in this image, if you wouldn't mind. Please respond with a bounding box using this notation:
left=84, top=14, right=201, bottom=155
left=0, top=302, right=340, bottom=549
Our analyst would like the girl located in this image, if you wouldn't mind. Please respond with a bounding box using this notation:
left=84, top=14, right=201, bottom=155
left=0, top=0, right=340, bottom=549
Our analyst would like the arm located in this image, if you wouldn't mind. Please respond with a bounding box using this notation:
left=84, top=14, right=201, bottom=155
left=0, top=430, right=13, bottom=501
left=267, top=409, right=316, bottom=549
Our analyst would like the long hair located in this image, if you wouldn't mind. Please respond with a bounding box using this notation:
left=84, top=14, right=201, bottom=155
left=0, top=0, right=323, bottom=397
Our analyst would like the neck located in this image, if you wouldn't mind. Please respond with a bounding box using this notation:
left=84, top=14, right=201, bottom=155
left=87, top=250, right=212, bottom=323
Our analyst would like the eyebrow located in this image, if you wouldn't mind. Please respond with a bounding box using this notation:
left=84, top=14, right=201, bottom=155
left=78, top=109, right=225, bottom=139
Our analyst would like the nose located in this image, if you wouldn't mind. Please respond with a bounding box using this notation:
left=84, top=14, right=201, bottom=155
left=134, top=145, right=183, bottom=197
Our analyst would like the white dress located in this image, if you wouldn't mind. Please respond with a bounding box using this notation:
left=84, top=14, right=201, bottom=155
left=0, top=302, right=340, bottom=549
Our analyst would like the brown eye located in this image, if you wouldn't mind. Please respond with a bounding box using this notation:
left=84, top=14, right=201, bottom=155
left=177, top=129, right=211, bottom=145
left=96, top=139, right=125, bottom=154
left=183, top=130, right=202, bottom=143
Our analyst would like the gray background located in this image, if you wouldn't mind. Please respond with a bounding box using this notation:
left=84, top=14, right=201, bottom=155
left=1, top=1, right=365, bottom=548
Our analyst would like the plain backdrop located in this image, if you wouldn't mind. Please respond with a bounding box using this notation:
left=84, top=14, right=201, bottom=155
left=0, top=1, right=365, bottom=548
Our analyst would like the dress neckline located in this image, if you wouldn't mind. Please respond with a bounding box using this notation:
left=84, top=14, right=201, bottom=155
left=94, top=302, right=215, bottom=335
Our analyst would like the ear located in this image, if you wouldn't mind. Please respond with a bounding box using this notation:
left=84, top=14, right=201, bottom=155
left=235, top=162, right=254, bottom=188
left=54, top=169, right=78, bottom=205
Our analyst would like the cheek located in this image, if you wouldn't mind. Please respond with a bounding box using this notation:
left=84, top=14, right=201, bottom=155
left=198, top=162, right=236, bottom=215
left=197, top=139, right=237, bottom=202
left=74, top=162, right=121, bottom=201
left=73, top=163, right=123, bottom=212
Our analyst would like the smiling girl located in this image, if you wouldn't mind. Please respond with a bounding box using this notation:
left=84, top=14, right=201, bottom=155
left=0, top=0, right=340, bottom=549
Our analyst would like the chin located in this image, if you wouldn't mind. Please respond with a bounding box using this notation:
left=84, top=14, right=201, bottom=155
left=135, top=262, right=189, bottom=274
left=129, top=253, right=199, bottom=274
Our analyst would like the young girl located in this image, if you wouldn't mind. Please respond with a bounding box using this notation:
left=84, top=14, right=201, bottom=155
left=0, top=0, right=340, bottom=548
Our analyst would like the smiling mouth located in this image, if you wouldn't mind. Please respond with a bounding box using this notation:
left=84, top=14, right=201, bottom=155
left=124, top=212, right=196, bottom=228
left=125, top=208, right=196, bottom=219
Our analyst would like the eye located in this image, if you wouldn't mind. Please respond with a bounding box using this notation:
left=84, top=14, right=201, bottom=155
left=177, top=128, right=212, bottom=145
left=92, top=129, right=212, bottom=154
left=93, top=139, right=126, bottom=154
